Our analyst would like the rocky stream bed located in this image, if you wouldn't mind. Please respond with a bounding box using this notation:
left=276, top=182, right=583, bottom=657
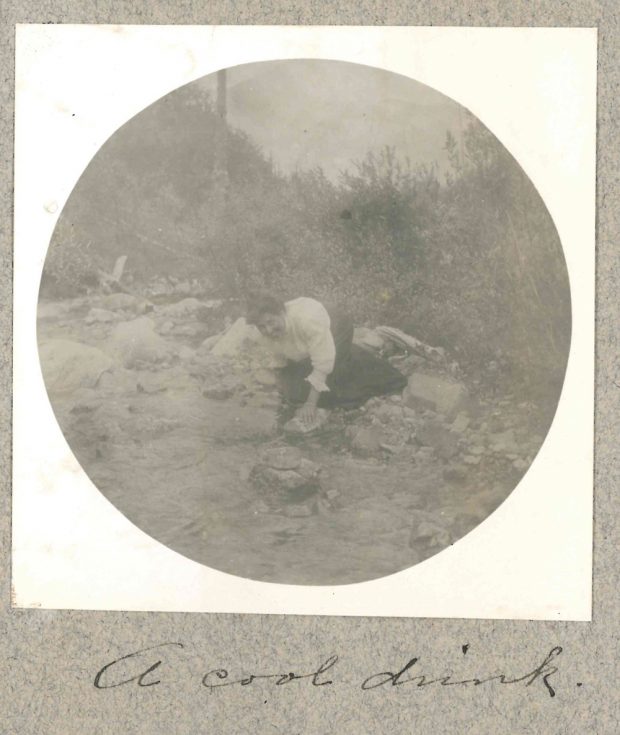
left=37, top=291, right=550, bottom=585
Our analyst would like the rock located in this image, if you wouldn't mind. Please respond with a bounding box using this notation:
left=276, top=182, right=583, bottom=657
left=158, top=297, right=206, bottom=318
left=403, top=373, right=469, bottom=420
left=211, top=318, right=261, bottom=357
left=178, top=346, right=195, bottom=361
left=416, top=420, right=459, bottom=459
left=487, top=415, right=505, bottom=433
left=159, top=321, right=174, bottom=335
left=409, top=512, right=452, bottom=549
left=353, top=327, right=385, bottom=352
left=198, top=333, right=223, bottom=353
left=468, top=444, right=486, bottom=455
left=258, top=467, right=313, bottom=491
left=238, top=464, right=252, bottom=482
left=125, top=413, right=181, bottom=438
left=243, top=392, right=281, bottom=410
left=69, top=399, right=99, bottom=416
left=283, top=409, right=329, bottom=435
left=390, top=353, right=428, bottom=375
left=149, top=278, right=174, bottom=297
left=316, top=497, right=333, bottom=514
left=85, top=307, right=119, bottom=325
left=260, top=447, right=303, bottom=470
left=297, top=458, right=323, bottom=480
left=416, top=446, right=435, bottom=462
left=284, top=502, right=317, bottom=518
left=448, top=361, right=462, bottom=377
left=136, top=300, right=155, bottom=315
left=450, top=412, right=470, bottom=433
left=172, top=322, right=206, bottom=338
left=39, top=339, right=114, bottom=394
left=254, top=500, right=271, bottom=514
left=463, top=454, right=482, bottom=465
left=96, top=368, right=138, bottom=394
left=489, top=429, right=519, bottom=455
left=415, top=423, right=439, bottom=445
left=101, top=292, right=140, bottom=311
left=134, top=367, right=198, bottom=395
left=203, top=378, right=239, bottom=400
left=173, top=281, right=191, bottom=295
left=108, top=317, right=176, bottom=369
left=443, top=465, right=468, bottom=483
left=214, top=406, right=278, bottom=443
left=250, top=449, right=322, bottom=514
left=254, top=368, right=277, bottom=386
left=512, top=458, right=529, bottom=472
left=371, top=403, right=403, bottom=424
left=436, top=440, right=460, bottom=461
left=37, top=301, right=71, bottom=321
left=349, top=426, right=384, bottom=457
left=379, top=442, right=403, bottom=455
left=416, top=521, right=452, bottom=547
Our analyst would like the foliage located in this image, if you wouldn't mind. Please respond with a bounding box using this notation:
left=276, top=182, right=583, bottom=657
left=43, top=86, right=571, bottom=400
left=40, top=221, right=104, bottom=297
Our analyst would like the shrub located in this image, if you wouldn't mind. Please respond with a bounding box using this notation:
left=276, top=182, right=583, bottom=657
left=40, top=221, right=104, bottom=298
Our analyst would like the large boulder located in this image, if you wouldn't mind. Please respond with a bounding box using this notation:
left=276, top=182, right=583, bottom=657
left=210, top=317, right=261, bottom=357
left=39, top=339, right=114, bottom=394
left=108, top=316, right=176, bottom=369
left=403, top=372, right=469, bottom=420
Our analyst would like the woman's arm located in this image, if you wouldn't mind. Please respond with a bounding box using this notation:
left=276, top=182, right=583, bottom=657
left=297, top=386, right=320, bottom=424
left=301, top=303, right=336, bottom=393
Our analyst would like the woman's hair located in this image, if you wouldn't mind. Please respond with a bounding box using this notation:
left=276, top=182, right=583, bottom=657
left=245, top=291, right=286, bottom=326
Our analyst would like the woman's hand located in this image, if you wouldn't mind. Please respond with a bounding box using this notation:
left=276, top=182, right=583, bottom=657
left=296, top=387, right=320, bottom=426
left=297, top=402, right=318, bottom=426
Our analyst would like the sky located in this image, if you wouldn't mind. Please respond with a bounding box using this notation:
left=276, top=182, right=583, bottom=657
left=195, top=59, right=467, bottom=181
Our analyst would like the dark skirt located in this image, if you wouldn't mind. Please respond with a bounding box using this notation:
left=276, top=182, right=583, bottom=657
left=276, top=308, right=408, bottom=409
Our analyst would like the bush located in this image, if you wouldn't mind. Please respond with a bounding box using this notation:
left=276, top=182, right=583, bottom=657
left=40, top=221, right=104, bottom=298
left=46, top=88, right=570, bottom=401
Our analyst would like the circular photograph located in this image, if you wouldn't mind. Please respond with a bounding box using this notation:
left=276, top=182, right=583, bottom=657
left=37, top=60, right=571, bottom=585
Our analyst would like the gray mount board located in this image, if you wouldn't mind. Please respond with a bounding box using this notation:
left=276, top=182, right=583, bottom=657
left=1, top=3, right=618, bottom=734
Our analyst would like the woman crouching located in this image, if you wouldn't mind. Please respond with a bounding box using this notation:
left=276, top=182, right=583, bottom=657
left=245, top=293, right=407, bottom=426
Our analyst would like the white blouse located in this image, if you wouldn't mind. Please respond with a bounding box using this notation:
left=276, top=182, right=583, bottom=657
left=262, top=297, right=336, bottom=392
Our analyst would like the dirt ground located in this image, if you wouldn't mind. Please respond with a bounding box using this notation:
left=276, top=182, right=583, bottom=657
left=37, top=293, right=552, bottom=585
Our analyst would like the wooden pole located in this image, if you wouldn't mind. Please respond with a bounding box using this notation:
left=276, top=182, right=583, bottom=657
left=213, top=68, right=229, bottom=196
left=217, top=68, right=227, bottom=120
